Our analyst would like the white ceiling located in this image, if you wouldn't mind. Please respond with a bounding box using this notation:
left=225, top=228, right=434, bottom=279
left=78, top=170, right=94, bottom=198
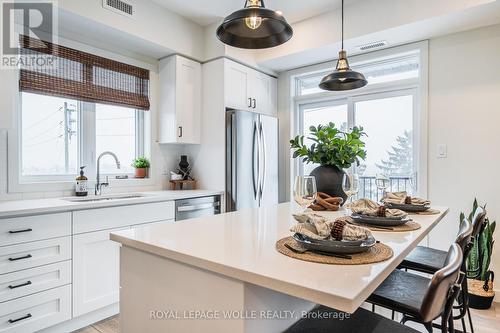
left=151, top=0, right=347, bottom=26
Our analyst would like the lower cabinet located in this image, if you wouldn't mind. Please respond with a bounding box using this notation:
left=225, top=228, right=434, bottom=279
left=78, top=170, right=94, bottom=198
left=0, top=285, right=71, bottom=333
left=72, top=227, right=128, bottom=317
left=72, top=220, right=175, bottom=317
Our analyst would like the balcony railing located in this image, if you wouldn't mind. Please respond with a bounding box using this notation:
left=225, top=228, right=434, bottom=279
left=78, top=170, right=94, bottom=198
left=357, top=176, right=412, bottom=202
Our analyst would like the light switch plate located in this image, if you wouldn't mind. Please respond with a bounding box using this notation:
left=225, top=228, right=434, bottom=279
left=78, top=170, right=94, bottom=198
left=437, top=144, right=447, bottom=158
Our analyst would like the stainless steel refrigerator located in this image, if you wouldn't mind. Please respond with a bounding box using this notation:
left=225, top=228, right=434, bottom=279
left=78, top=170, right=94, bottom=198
left=226, top=109, right=278, bottom=211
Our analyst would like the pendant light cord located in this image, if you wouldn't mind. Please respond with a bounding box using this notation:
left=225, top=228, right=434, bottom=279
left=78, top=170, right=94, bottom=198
left=341, top=0, right=344, bottom=50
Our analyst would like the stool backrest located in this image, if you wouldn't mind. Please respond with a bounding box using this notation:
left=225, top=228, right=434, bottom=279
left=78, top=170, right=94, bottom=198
left=455, top=217, right=473, bottom=252
left=419, top=244, right=462, bottom=322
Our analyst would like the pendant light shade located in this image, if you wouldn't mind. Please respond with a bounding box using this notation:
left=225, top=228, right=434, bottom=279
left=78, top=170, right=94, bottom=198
left=319, top=0, right=367, bottom=91
left=216, top=0, right=293, bottom=49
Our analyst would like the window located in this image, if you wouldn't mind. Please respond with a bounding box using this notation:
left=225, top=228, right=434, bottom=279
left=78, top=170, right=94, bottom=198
left=294, top=45, right=425, bottom=200
left=20, top=92, right=144, bottom=180
left=16, top=36, right=150, bottom=184
left=95, top=104, right=141, bottom=174
left=296, top=52, right=420, bottom=97
left=21, top=93, right=79, bottom=177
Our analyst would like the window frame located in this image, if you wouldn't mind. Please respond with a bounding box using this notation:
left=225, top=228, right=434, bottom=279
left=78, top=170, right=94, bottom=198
left=14, top=93, right=145, bottom=184
left=289, top=41, right=429, bottom=200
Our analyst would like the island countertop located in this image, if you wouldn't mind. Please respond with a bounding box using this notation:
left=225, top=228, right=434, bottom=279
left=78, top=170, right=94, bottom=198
left=111, top=203, right=448, bottom=313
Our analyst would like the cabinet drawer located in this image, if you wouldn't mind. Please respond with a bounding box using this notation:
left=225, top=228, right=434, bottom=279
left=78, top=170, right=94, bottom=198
left=0, top=213, right=71, bottom=247
left=73, top=201, right=175, bottom=234
left=0, top=285, right=71, bottom=333
left=0, top=261, right=71, bottom=303
left=0, top=237, right=71, bottom=275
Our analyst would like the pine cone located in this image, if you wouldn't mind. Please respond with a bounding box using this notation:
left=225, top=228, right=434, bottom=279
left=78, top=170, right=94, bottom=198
left=377, top=206, right=387, bottom=217
left=405, top=196, right=412, bottom=204
left=331, top=220, right=347, bottom=241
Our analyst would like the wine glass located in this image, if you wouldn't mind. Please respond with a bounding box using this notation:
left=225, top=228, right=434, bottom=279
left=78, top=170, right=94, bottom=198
left=293, top=176, right=317, bottom=211
left=375, top=173, right=390, bottom=201
left=342, top=172, right=359, bottom=204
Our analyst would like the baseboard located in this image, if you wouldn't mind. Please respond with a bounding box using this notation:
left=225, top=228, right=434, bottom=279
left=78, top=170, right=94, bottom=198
left=37, top=303, right=119, bottom=333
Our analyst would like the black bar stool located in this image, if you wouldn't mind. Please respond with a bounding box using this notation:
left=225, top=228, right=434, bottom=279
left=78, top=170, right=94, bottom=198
left=399, top=208, right=485, bottom=333
left=285, top=244, right=463, bottom=333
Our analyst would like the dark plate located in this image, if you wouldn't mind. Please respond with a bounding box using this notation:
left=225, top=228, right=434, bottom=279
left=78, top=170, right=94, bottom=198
left=385, top=202, right=431, bottom=212
left=351, top=214, right=411, bottom=226
left=293, top=233, right=375, bottom=254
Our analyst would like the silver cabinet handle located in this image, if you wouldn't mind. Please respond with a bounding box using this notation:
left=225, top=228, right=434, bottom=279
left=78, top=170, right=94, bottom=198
left=248, top=97, right=252, bottom=108
left=178, top=126, right=183, bottom=138
left=252, top=98, right=257, bottom=109
left=177, top=202, right=220, bottom=212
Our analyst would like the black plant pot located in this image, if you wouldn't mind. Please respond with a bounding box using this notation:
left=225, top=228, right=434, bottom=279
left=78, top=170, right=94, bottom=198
left=309, top=165, right=347, bottom=204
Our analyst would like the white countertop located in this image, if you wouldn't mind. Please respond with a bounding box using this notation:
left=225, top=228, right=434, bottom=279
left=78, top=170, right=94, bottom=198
left=111, top=203, right=448, bottom=313
left=0, top=190, right=223, bottom=218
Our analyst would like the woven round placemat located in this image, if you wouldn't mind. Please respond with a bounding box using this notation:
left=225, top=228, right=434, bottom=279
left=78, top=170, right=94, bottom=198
left=276, top=237, right=393, bottom=265
left=351, top=220, right=421, bottom=232
left=410, top=209, right=441, bottom=215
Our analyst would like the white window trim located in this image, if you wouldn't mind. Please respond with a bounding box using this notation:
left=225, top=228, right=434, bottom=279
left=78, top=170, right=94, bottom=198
left=286, top=41, right=429, bottom=201
left=7, top=36, right=158, bottom=194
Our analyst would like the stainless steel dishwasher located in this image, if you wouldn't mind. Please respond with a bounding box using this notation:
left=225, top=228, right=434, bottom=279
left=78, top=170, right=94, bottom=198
left=175, top=195, right=221, bottom=221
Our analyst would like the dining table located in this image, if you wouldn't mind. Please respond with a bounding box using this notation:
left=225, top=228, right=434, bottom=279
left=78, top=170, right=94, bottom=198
left=111, top=202, right=448, bottom=333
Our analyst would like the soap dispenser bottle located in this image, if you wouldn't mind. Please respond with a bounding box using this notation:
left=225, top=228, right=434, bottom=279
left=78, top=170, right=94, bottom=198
left=75, top=166, right=88, bottom=197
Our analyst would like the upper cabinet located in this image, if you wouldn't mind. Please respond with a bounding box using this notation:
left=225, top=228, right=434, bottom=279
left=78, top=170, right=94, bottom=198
left=159, top=55, right=201, bottom=144
left=0, top=69, right=17, bottom=129
left=224, top=59, right=277, bottom=116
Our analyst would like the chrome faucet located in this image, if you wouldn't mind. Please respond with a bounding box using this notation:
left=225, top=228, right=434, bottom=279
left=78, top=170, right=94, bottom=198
left=95, top=151, right=121, bottom=196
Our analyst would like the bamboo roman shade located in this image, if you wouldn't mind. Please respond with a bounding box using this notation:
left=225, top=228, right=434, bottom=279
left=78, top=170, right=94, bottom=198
left=19, top=35, right=150, bottom=110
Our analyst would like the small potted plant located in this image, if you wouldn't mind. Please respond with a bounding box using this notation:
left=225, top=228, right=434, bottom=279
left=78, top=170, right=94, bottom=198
left=461, top=199, right=496, bottom=309
left=290, top=123, right=367, bottom=203
left=132, top=157, right=150, bottom=179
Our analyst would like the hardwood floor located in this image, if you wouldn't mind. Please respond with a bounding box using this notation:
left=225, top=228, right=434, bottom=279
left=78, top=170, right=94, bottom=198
left=73, top=315, right=119, bottom=333
left=74, top=303, right=500, bottom=333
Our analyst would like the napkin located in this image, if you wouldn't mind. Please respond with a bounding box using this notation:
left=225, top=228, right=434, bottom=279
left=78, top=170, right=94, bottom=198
left=291, top=213, right=372, bottom=241
left=382, top=191, right=430, bottom=205
left=348, top=198, right=407, bottom=218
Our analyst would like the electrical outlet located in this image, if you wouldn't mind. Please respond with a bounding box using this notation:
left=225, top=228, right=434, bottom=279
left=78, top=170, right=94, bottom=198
left=437, top=144, right=447, bottom=158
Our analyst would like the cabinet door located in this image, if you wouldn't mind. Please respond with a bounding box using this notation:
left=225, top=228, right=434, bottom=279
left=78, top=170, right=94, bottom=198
left=225, top=60, right=251, bottom=111
left=72, top=227, right=128, bottom=317
left=176, top=56, right=201, bottom=144
left=251, top=73, right=277, bottom=116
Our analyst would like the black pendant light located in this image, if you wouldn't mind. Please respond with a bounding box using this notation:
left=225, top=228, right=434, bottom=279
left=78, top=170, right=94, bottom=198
left=216, top=0, right=293, bottom=49
left=319, top=0, right=367, bottom=91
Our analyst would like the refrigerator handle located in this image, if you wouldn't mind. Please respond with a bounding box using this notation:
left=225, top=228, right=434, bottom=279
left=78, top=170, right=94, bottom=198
left=252, top=120, right=260, bottom=200
left=259, top=120, right=266, bottom=200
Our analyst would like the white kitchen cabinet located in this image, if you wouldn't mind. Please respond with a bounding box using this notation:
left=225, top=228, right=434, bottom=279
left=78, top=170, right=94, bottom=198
left=0, top=212, right=71, bottom=247
left=159, top=55, right=201, bottom=144
left=224, top=59, right=277, bottom=116
left=0, top=285, right=71, bottom=333
left=72, top=227, right=127, bottom=317
left=224, top=60, right=252, bottom=110
left=72, top=201, right=175, bottom=234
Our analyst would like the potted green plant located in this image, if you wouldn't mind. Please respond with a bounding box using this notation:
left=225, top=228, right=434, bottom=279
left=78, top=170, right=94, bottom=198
left=132, top=157, right=150, bottom=179
left=461, top=199, right=496, bottom=309
left=290, top=123, right=367, bottom=203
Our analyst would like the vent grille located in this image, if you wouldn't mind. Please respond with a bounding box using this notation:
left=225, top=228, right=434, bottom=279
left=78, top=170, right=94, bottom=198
left=357, top=40, right=388, bottom=51
left=103, top=0, right=134, bottom=17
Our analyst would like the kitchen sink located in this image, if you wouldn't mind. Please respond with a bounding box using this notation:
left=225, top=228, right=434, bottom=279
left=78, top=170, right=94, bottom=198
left=62, top=193, right=149, bottom=203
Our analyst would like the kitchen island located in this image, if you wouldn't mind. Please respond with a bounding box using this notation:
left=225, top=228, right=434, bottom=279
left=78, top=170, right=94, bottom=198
left=111, top=203, right=448, bottom=333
